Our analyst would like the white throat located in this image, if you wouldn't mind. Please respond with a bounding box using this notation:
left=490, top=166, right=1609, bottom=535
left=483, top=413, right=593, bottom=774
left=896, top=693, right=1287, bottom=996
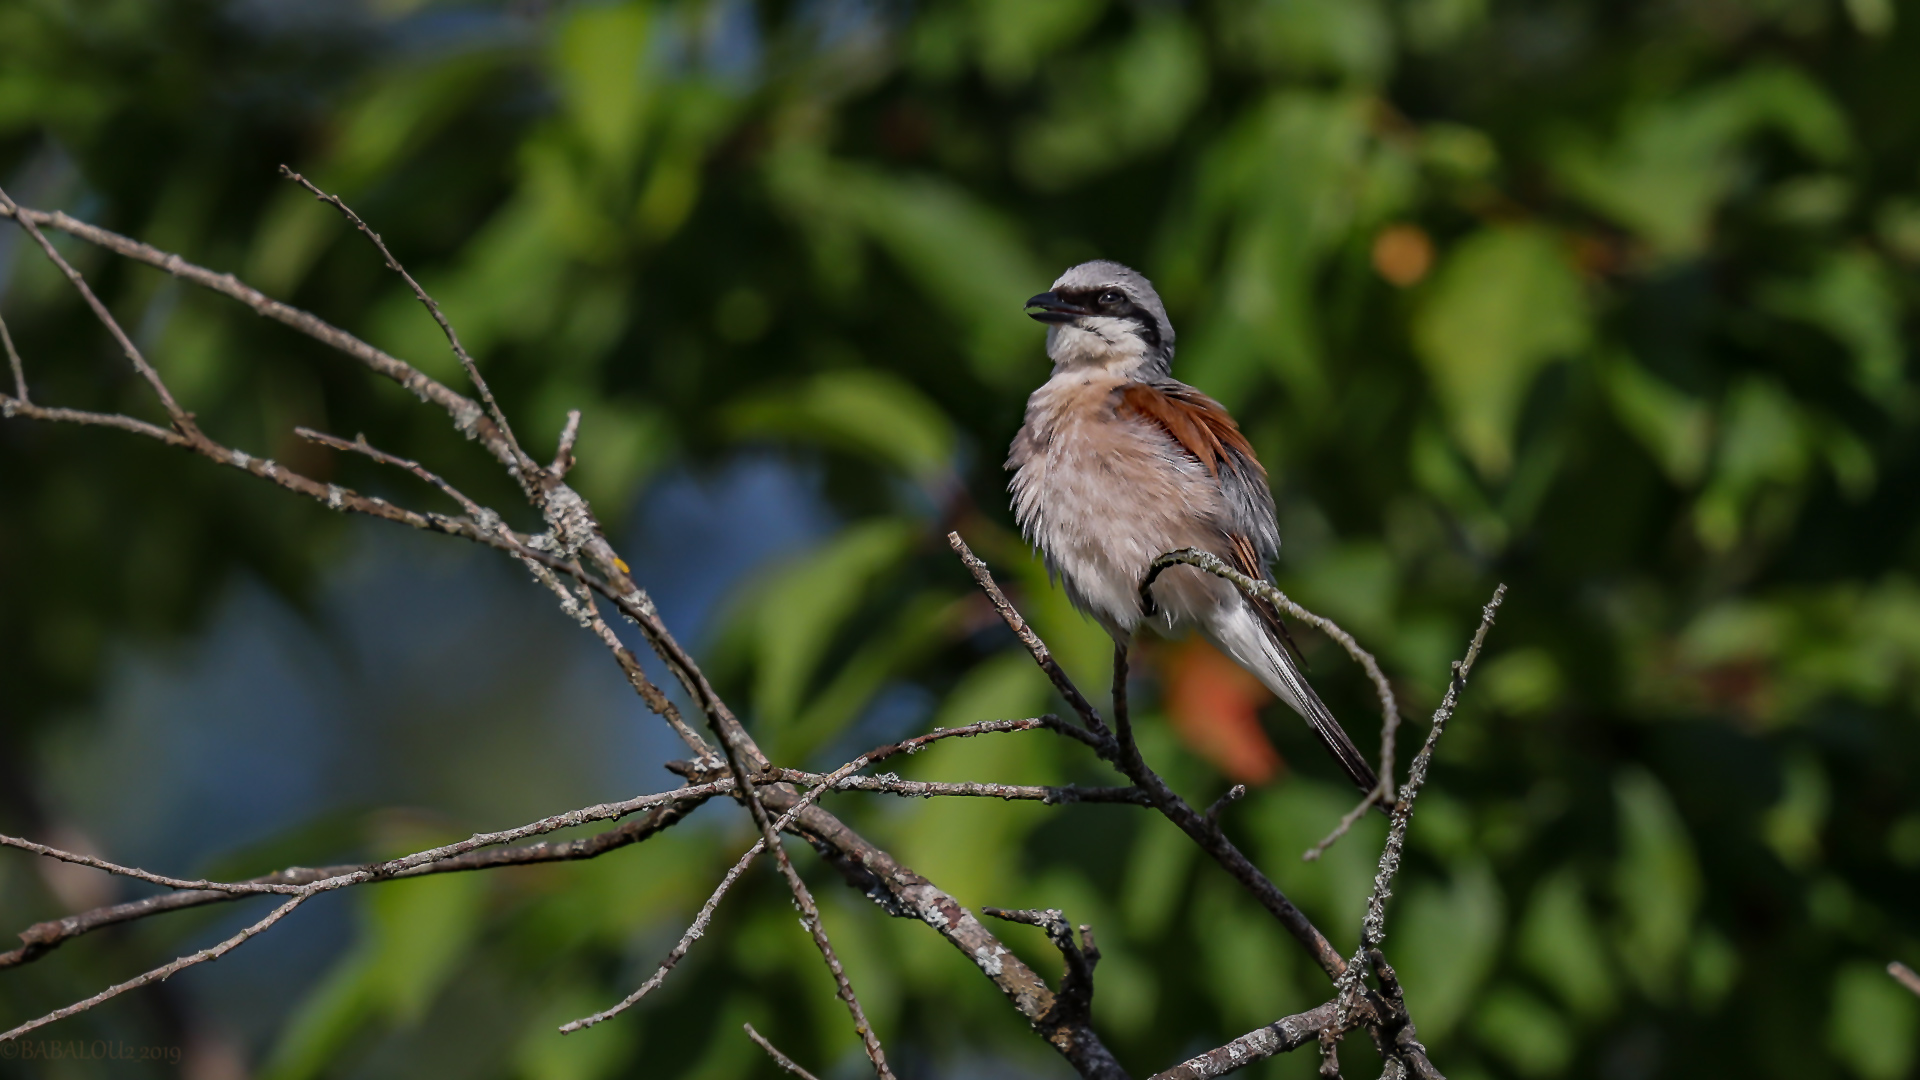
left=1045, top=318, right=1154, bottom=377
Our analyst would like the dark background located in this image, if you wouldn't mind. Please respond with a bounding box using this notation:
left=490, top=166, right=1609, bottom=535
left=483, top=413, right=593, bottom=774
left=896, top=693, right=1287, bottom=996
left=2, top=1, right=1918, bottom=1077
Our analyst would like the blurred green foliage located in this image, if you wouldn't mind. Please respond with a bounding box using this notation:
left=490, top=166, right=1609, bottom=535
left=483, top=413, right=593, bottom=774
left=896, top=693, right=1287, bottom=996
left=4, top=0, right=1920, bottom=1077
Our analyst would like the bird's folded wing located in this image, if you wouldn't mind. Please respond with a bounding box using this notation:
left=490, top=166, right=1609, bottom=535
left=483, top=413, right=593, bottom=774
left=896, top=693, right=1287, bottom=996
left=1118, top=380, right=1382, bottom=799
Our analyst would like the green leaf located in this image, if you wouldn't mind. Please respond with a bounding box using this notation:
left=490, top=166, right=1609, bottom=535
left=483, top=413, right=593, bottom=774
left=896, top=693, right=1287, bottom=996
left=1472, top=985, right=1574, bottom=1077
left=263, top=867, right=486, bottom=1080
left=881, top=653, right=1055, bottom=908
left=1762, top=248, right=1906, bottom=399
left=725, top=369, right=956, bottom=481
left=1192, top=876, right=1311, bottom=1031
left=1601, top=352, right=1712, bottom=486
left=1761, top=752, right=1830, bottom=870
left=968, top=0, right=1105, bottom=85
left=765, top=153, right=1048, bottom=386
left=555, top=1, right=655, bottom=175
left=1553, top=64, right=1850, bottom=257
left=749, top=518, right=917, bottom=731
left=1172, top=91, right=1382, bottom=409
left=1612, top=768, right=1701, bottom=999
left=1395, top=858, right=1505, bottom=1041
left=513, top=985, right=639, bottom=1080
left=1517, top=867, right=1616, bottom=1018
left=1693, top=378, right=1810, bottom=551
left=1412, top=225, right=1590, bottom=478
left=1829, top=962, right=1919, bottom=1080
left=1013, top=14, right=1206, bottom=190
left=1221, top=0, right=1395, bottom=82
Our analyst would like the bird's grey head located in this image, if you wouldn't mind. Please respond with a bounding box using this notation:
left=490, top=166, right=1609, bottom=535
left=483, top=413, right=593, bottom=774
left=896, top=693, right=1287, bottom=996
left=1024, top=260, right=1175, bottom=379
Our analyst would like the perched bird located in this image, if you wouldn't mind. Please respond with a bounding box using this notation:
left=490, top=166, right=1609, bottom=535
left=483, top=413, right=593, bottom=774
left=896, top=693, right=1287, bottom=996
left=1007, top=260, right=1379, bottom=796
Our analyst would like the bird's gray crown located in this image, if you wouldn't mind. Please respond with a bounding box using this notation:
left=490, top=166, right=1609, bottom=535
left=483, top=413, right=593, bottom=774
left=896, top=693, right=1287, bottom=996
left=1026, top=260, right=1175, bottom=376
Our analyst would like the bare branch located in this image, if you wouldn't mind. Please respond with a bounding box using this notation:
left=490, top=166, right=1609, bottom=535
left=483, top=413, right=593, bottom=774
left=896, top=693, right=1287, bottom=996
left=2, top=895, right=311, bottom=1042
left=0, top=834, right=305, bottom=897
left=2, top=775, right=747, bottom=1038
left=0, top=202, right=502, bottom=460
left=562, top=716, right=1052, bottom=1041
left=296, top=426, right=489, bottom=514
left=1302, top=790, right=1383, bottom=863
left=948, top=533, right=1111, bottom=743
left=552, top=409, right=581, bottom=477
left=773, top=770, right=1148, bottom=804
left=560, top=763, right=865, bottom=1036
left=1147, top=1002, right=1339, bottom=1080
left=775, top=792, right=1128, bottom=1080
left=0, top=393, right=189, bottom=444
left=278, top=167, right=533, bottom=474
left=1205, top=784, right=1247, bottom=826
left=1333, top=586, right=1505, bottom=1075
left=1316, top=1029, right=1343, bottom=1079
left=983, top=907, right=1101, bottom=1027
left=556, top=575, right=714, bottom=756
left=1, top=312, right=26, bottom=402
left=743, top=1023, right=824, bottom=1080
left=0, top=186, right=196, bottom=434
left=1142, top=548, right=1403, bottom=818
left=1352, top=586, right=1505, bottom=957
left=2, top=797, right=709, bottom=971
left=950, top=536, right=1348, bottom=981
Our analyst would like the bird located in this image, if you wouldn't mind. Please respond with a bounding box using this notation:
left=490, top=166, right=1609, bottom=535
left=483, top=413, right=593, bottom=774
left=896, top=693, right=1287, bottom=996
left=1006, top=259, right=1380, bottom=797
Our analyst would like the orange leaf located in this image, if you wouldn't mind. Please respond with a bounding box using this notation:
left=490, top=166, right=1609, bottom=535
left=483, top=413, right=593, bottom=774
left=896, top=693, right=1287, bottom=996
left=1161, top=638, right=1284, bottom=785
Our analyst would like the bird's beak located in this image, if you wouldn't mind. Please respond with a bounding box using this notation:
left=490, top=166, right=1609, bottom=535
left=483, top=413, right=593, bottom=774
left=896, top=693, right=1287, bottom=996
left=1025, top=291, right=1088, bottom=324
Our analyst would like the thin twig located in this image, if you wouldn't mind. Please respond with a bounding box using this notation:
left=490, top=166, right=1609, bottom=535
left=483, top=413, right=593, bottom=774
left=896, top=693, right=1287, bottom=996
left=1355, top=586, right=1504, bottom=952
left=1891, top=961, right=1920, bottom=998
left=772, top=770, right=1148, bottom=804
left=1335, top=585, right=1505, bottom=1062
left=561, top=718, right=1051, bottom=1039
left=0, top=186, right=196, bottom=433
left=296, top=427, right=487, bottom=516
left=743, top=1023, right=824, bottom=1080
left=2, top=895, right=311, bottom=1042
left=0, top=202, right=500, bottom=460
left=948, top=532, right=1111, bottom=742
left=4, top=774, right=748, bottom=1038
left=1143, top=548, right=1403, bottom=814
left=278, top=167, right=533, bottom=475
left=0, top=312, right=26, bottom=402
left=982, top=907, right=1101, bottom=1020
left=0, top=194, right=1134, bottom=1076
left=1205, top=784, right=1247, bottom=826
left=952, top=535, right=1348, bottom=980
left=557, top=575, right=713, bottom=755
left=298, top=426, right=714, bottom=757
left=0, top=393, right=189, bottom=444
left=1147, top=1001, right=1340, bottom=1080
left=1302, top=790, right=1382, bottom=863
left=551, top=409, right=581, bottom=477
left=0, top=834, right=305, bottom=896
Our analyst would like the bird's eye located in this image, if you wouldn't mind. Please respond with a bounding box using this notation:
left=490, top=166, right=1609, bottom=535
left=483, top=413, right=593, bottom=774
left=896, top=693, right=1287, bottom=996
left=1098, top=289, right=1123, bottom=305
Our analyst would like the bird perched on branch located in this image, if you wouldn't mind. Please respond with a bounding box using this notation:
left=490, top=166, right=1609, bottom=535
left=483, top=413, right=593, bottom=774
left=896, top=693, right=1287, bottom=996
left=1007, top=260, right=1379, bottom=796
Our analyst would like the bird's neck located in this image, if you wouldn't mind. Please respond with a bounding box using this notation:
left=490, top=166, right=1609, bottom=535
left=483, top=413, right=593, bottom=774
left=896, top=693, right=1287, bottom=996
left=1045, top=322, right=1169, bottom=381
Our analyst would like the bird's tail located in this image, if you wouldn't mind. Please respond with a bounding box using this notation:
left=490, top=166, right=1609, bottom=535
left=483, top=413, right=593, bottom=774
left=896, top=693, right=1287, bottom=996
left=1201, top=601, right=1382, bottom=800
left=1262, top=634, right=1382, bottom=799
